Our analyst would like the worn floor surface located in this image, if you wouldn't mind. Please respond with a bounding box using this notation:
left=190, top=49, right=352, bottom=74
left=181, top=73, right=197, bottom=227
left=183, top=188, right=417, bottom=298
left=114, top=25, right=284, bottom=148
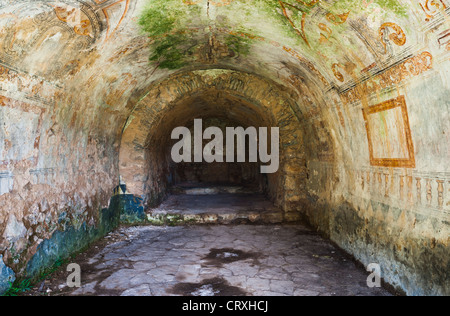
left=30, top=224, right=392, bottom=296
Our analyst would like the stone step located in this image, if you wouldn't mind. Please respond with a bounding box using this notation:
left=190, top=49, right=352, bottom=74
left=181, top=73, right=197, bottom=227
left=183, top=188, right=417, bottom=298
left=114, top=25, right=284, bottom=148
left=171, top=184, right=261, bottom=196
left=146, top=193, right=283, bottom=226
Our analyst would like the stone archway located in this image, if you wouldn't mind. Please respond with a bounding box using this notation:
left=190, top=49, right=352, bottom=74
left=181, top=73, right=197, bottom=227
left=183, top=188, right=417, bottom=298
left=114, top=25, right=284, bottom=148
left=118, top=69, right=322, bottom=221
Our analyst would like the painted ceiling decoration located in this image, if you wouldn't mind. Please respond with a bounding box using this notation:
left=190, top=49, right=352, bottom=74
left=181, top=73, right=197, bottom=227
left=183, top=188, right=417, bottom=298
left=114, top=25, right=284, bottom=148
left=0, top=0, right=448, bottom=163
left=0, top=1, right=448, bottom=87
left=0, top=0, right=448, bottom=144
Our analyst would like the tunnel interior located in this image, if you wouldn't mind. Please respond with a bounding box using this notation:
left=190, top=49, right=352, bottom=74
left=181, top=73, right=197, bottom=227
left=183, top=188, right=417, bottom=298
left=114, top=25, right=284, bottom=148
left=0, top=0, right=449, bottom=296
left=118, top=76, right=307, bottom=212
left=146, top=92, right=274, bottom=193
left=169, top=116, right=264, bottom=189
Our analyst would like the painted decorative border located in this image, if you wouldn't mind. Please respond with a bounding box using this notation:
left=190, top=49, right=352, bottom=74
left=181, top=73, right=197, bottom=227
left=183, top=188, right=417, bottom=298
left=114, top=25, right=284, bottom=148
left=362, top=95, right=415, bottom=168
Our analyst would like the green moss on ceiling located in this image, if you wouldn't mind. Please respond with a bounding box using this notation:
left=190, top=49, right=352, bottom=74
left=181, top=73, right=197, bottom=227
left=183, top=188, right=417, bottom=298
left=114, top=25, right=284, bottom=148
left=224, top=34, right=252, bottom=57
left=139, top=0, right=203, bottom=69
left=139, top=0, right=256, bottom=69
left=139, top=0, right=198, bottom=36
left=217, top=0, right=408, bottom=48
left=138, top=0, right=410, bottom=70
left=148, top=33, right=194, bottom=70
left=327, top=0, right=407, bottom=18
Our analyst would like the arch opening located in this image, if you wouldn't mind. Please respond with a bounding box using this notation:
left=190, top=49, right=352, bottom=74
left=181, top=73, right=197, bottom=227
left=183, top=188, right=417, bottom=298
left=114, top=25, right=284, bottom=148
left=145, top=92, right=277, bottom=200
left=118, top=69, right=310, bottom=221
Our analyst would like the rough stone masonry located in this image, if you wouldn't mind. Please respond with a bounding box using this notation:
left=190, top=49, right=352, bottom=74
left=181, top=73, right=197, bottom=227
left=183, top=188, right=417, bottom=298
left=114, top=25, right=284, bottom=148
left=0, top=0, right=449, bottom=296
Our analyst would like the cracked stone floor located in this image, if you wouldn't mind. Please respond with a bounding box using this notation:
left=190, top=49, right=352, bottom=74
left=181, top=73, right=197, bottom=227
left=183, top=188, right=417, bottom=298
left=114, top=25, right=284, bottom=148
left=27, top=224, right=392, bottom=296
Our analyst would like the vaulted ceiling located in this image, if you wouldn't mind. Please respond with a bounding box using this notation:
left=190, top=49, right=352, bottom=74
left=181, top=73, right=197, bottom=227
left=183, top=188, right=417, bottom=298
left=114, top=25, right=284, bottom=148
left=0, top=0, right=449, bottom=181
left=2, top=0, right=445, bottom=142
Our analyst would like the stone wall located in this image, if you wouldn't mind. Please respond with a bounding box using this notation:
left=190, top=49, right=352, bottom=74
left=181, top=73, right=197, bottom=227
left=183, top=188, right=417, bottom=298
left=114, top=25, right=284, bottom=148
left=303, top=47, right=450, bottom=296
left=0, top=64, right=121, bottom=293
